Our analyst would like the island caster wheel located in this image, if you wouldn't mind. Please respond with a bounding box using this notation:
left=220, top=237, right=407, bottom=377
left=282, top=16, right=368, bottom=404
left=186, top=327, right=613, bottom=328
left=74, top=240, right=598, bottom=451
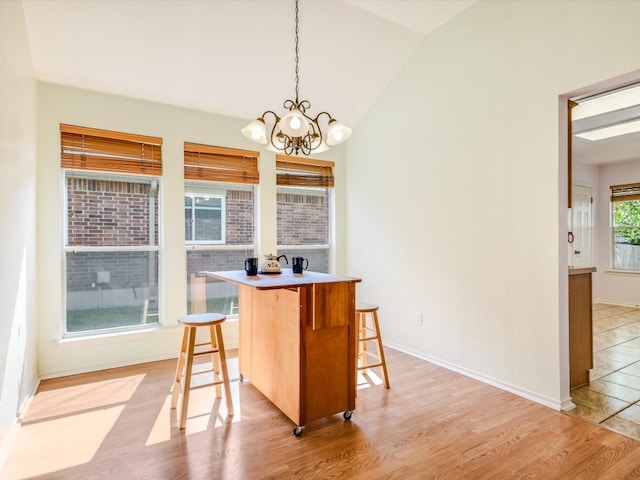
left=293, top=425, right=305, bottom=437
left=343, top=410, right=353, bottom=421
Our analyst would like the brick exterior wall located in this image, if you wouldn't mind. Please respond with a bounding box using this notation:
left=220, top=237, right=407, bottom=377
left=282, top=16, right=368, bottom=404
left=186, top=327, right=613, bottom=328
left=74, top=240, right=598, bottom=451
left=225, top=189, right=254, bottom=244
left=67, top=177, right=158, bottom=246
left=186, top=248, right=254, bottom=279
left=66, top=251, right=157, bottom=293
left=277, top=190, right=328, bottom=245
left=276, top=248, right=329, bottom=273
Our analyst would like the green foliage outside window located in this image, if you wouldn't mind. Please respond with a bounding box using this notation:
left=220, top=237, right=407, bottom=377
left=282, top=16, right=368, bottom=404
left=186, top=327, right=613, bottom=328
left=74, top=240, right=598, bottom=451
left=613, top=200, right=640, bottom=245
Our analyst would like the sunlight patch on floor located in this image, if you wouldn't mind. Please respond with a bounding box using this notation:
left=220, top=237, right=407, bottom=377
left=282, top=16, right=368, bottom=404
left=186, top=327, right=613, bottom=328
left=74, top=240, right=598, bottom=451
left=357, top=369, right=384, bottom=390
left=3, top=406, right=125, bottom=480
left=24, top=374, right=145, bottom=423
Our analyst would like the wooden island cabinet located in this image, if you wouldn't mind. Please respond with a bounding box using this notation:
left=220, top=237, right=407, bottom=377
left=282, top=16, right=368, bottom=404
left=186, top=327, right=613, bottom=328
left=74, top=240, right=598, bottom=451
left=205, top=269, right=361, bottom=435
left=569, top=267, right=596, bottom=389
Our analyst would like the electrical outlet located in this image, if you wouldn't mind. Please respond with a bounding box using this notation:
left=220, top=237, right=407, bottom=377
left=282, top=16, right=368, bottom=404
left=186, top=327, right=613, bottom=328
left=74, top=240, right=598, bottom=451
left=417, top=313, right=423, bottom=326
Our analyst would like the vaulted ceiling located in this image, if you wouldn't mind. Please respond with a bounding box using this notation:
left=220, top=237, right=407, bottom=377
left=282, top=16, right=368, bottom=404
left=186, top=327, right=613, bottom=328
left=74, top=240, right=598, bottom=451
left=21, top=0, right=639, bottom=166
left=22, top=0, right=476, bottom=129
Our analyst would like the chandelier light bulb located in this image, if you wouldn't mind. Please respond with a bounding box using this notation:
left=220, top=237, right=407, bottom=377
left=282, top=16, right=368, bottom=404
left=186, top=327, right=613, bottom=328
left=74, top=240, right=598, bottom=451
left=326, top=119, right=352, bottom=146
left=290, top=116, right=301, bottom=130
left=279, top=109, right=310, bottom=137
left=241, top=118, right=267, bottom=144
left=250, top=128, right=262, bottom=140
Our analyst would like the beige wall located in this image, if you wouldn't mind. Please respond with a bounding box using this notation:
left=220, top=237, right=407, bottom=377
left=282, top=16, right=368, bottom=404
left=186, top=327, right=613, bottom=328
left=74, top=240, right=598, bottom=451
left=0, top=0, right=38, bottom=456
left=346, top=0, right=640, bottom=409
left=36, top=83, right=347, bottom=378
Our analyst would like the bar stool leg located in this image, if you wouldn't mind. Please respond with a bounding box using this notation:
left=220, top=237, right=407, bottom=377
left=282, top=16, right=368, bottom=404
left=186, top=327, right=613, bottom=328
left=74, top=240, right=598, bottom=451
left=214, top=323, right=234, bottom=416
left=358, top=311, right=368, bottom=369
left=209, top=325, right=222, bottom=399
left=179, top=326, right=197, bottom=429
left=171, top=326, right=189, bottom=409
left=371, top=309, right=390, bottom=388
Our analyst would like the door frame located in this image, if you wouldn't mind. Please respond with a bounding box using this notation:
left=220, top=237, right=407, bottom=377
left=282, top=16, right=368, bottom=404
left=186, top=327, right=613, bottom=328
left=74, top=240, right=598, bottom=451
left=559, top=68, right=640, bottom=409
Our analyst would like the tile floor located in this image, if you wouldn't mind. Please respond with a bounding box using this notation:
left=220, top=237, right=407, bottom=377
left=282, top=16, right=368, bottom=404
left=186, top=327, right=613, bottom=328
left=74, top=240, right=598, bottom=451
left=567, top=303, right=640, bottom=440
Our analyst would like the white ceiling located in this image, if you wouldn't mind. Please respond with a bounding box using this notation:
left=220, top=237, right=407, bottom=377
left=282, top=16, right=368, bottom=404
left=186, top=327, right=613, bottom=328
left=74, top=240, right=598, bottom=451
left=21, top=0, right=476, bottom=129
left=572, top=98, right=640, bottom=167
left=20, top=0, right=638, bottom=166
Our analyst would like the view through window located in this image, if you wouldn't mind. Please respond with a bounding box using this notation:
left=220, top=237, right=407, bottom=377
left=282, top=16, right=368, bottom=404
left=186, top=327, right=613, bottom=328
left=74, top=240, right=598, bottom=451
left=184, top=143, right=259, bottom=315
left=612, top=183, right=640, bottom=271
left=62, top=124, right=162, bottom=335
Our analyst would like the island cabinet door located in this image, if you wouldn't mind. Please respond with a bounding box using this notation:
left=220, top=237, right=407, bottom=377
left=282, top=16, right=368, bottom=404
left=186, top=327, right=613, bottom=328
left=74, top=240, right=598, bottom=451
left=300, top=281, right=356, bottom=424
left=238, top=285, right=302, bottom=424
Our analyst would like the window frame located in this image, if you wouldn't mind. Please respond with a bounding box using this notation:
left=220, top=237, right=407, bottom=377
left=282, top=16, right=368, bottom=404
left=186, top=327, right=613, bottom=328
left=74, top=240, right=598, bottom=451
left=610, top=183, right=640, bottom=272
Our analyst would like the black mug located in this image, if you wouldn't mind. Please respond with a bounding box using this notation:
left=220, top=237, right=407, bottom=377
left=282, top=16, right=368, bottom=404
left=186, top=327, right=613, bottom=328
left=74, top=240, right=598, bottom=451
left=244, top=257, right=258, bottom=276
left=291, top=257, right=309, bottom=274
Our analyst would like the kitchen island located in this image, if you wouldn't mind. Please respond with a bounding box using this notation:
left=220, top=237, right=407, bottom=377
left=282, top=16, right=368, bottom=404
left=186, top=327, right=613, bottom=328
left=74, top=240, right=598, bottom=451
left=204, top=269, right=361, bottom=435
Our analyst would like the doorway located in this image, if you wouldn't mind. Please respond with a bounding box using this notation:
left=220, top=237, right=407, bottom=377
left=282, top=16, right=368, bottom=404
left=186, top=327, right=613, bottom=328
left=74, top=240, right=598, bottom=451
left=562, top=71, right=640, bottom=440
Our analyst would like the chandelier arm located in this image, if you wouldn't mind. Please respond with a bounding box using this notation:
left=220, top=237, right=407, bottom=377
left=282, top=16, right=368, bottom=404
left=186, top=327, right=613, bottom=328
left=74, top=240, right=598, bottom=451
left=311, top=111, right=334, bottom=123
left=306, top=121, right=323, bottom=146
left=260, top=110, right=281, bottom=123
left=300, top=134, right=314, bottom=156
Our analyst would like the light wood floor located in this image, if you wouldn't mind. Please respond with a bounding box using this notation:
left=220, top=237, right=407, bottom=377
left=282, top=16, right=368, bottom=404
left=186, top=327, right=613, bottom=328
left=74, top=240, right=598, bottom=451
left=5, top=347, right=640, bottom=479
left=568, top=303, right=640, bottom=440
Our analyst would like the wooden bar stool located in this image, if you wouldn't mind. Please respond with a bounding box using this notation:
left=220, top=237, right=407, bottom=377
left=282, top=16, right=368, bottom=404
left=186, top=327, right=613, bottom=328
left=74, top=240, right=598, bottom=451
left=356, top=303, right=390, bottom=388
left=171, top=312, right=234, bottom=429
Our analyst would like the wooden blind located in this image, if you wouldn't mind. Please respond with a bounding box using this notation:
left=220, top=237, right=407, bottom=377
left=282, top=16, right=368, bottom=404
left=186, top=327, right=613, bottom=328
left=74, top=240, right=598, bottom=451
left=61, top=124, right=162, bottom=175
left=184, top=143, right=259, bottom=184
left=276, top=155, right=334, bottom=188
left=611, top=183, right=640, bottom=202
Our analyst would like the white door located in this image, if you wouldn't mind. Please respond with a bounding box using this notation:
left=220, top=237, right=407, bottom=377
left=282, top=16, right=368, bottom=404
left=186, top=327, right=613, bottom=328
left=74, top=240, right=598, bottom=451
left=571, top=184, right=593, bottom=268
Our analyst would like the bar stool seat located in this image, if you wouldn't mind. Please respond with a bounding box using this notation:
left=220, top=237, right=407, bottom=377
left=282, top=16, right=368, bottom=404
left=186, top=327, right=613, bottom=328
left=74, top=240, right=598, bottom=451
left=356, top=302, right=390, bottom=389
left=171, top=312, right=234, bottom=429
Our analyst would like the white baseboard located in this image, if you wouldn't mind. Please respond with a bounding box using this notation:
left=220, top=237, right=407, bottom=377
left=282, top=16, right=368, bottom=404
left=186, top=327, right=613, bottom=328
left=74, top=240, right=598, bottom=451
left=593, top=299, right=640, bottom=309
left=39, top=352, right=179, bottom=380
left=385, top=341, right=569, bottom=412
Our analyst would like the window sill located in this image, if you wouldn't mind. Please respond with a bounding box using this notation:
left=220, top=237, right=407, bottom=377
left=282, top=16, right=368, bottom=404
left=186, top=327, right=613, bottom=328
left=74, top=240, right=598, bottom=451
left=57, top=316, right=238, bottom=350
left=605, top=269, right=640, bottom=276
left=57, top=325, right=174, bottom=349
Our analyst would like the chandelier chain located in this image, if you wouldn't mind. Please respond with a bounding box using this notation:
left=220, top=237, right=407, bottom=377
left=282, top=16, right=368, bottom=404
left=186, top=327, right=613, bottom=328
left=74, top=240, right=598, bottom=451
left=294, top=0, right=300, bottom=103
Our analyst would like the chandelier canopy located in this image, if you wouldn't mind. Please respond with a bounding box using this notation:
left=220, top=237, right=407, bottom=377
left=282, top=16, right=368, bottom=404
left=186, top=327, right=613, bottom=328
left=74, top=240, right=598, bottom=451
left=241, top=0, right=351, bottom=156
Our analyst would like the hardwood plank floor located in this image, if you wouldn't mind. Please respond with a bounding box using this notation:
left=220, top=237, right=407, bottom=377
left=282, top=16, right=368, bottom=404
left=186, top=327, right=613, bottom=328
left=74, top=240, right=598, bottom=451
left=4, top=347, right=640, bottom=479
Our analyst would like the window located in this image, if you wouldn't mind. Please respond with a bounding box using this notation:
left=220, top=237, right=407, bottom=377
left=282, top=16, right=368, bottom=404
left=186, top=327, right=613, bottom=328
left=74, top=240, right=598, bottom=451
left=611, top=183, right=640, bottom=271
left=184, top=143, right=259, bottom=315
left=61, top=124, right=162, bottom=335
left=185, top=191, right=225, bottom=244
left=275, top=155, right=333, bottom=273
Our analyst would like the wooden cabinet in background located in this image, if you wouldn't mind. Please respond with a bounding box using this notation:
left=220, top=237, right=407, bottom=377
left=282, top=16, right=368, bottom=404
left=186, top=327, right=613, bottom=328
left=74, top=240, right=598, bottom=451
left=569, top=267, right=596, bottom=389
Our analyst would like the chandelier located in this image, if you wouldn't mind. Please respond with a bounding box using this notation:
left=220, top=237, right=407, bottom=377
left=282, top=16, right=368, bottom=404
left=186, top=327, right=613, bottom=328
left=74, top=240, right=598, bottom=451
left=241, top=0, right=351, bottom=156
